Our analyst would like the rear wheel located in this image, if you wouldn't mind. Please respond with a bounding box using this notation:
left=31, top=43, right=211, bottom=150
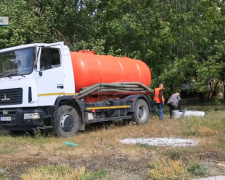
left=53, top=105, right=80, bottom=137
left=131, top=99, right=150, bottom=124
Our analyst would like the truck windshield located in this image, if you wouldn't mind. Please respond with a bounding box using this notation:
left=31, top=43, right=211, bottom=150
left=0, top=47, right=35, bottom=78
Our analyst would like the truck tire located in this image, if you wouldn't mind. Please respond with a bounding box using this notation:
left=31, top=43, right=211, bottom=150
left=131, top=99, right=150, bottom=124
left=53, top=105, right=80, bottom=137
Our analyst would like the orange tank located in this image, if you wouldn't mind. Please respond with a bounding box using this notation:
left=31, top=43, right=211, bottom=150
left=70, top=51, right=151, bottom=92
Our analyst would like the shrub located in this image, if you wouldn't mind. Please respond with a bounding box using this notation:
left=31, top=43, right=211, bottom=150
left=187, top=163, right=209, bottom=177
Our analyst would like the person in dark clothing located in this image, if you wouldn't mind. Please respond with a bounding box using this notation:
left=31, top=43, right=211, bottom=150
left=167, top=93, right=182, bottom=118
left=154, top=83, right=165, bottom=120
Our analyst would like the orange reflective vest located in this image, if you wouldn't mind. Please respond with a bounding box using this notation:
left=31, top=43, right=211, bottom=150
left=154, top=87, right=165, bottom=103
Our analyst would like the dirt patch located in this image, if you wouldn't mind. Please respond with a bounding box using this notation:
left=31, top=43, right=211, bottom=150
left=2, top=148, right=152, bottom=180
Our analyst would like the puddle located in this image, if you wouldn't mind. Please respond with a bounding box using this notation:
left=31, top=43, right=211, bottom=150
left=120, top=137, right=198, bottom=147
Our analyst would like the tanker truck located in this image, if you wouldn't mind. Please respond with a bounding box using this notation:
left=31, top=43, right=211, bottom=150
left=0, top=42, right=155, bottom=137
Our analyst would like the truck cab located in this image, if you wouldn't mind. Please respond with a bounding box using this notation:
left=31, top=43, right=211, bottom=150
left=0, top=42, right=75, bottom=132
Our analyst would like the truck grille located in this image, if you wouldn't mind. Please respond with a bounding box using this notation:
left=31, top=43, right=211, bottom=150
left=0, top=88, right=23, bottom=105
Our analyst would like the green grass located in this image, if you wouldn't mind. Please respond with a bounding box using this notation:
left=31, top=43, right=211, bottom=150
left=165, top=148, right=191, bottom=160
left=137, top=143, right=157, bottom=150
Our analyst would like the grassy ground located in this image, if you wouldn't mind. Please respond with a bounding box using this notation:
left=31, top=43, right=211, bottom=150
left=0, top=104, right=225, bottom=180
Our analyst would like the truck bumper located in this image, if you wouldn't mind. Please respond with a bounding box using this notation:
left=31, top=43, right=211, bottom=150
left=0, top=108, right=52, bottom=131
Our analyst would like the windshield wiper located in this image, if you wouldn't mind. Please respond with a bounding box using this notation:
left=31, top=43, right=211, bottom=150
left=6, top=73, right=25, bottom=78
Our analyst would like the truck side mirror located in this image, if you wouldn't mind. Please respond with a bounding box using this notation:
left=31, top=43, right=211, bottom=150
left=39, top=71, right=43, bottom=76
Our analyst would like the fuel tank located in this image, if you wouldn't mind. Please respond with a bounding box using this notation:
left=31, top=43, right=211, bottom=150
left=70, top=51, right=151, bottom=92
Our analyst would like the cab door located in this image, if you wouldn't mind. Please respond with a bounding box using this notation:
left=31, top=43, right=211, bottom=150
left=36, top=45, right=64, bottom=106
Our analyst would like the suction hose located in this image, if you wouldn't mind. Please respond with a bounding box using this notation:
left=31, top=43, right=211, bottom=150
left=75, top=82, right=154, bottom=99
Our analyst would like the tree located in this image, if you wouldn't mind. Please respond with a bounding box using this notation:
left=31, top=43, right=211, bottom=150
left=2, top=0, right=225, bottom=100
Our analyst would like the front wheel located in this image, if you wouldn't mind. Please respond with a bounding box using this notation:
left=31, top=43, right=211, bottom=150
left=131, top=99, right=150, bottom=124
left=53, top=105, right=80, bottom=137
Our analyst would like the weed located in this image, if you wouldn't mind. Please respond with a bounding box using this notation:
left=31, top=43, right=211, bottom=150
left=218, top=137, right=225, bottom=150
left=197, top=126, right=215, bottom=137
left=0, top=146, right=17, bottom=154
left=181, top=130, right=198, bottom=136
left=168, top=149, right=184, bottom=160
left=149, top=159, right=188, bottom=180
left=0, top=174, right=9, bottom=180
left=21, top=164, right=106, bottom=180
left=170, top=152, right=180, bottom=160
left=88, top=169, right=107, bottom=180
left=0, top=142, right=19, bottom=154
left=138, top=143, right=156, bottom=150
left=33, top=130, right=44, bottom=138
left=180, top=111, right=225, bottom=137
left=187, top=162, right=209, bottom=177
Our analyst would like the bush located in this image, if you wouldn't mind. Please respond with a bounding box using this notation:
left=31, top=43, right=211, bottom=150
left=187, top=163, right=209, bottom=177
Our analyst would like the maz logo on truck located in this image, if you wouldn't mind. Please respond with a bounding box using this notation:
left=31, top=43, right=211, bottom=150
left=3, top=111, right=8, bottom=115
left=1, top=94, right=10, bottom=101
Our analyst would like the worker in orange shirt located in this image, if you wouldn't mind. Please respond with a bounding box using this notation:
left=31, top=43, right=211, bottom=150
left=154, top=83, right=165, bottom=120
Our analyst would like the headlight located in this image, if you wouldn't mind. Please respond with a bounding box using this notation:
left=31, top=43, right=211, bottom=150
left=24, top=113, right=40, bottom=119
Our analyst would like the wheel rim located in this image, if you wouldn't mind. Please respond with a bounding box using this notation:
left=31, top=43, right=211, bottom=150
left=138, top=105, right=145, bottom=120
left=60, top=114, right=74, bottom=132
